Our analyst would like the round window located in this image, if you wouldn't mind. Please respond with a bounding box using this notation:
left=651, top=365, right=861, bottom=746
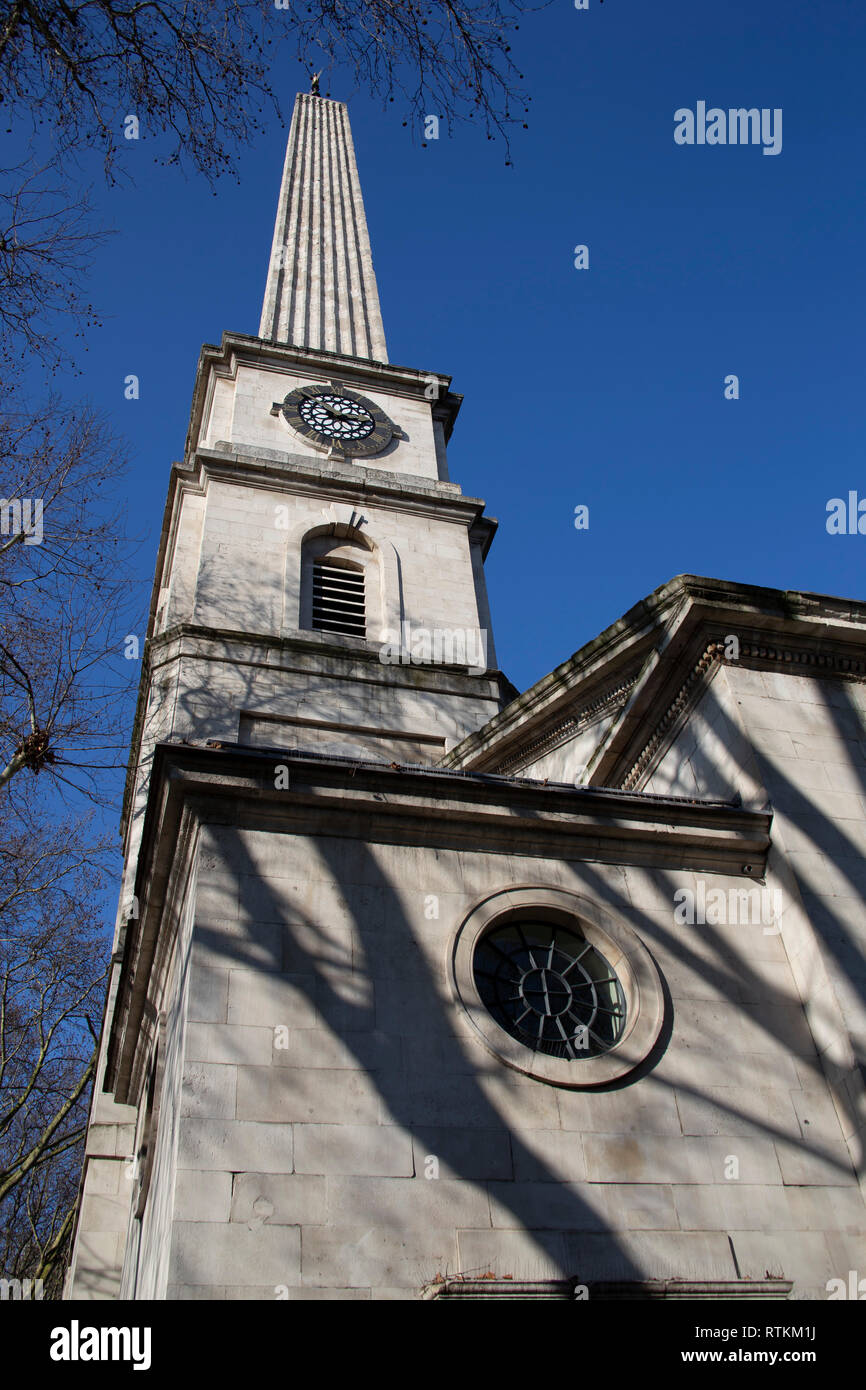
left=474, top=921, right=626, bottom=1060
left=450, top=887, right=665, bottom=1087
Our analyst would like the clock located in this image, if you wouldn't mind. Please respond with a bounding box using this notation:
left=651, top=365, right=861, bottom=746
left=274, top=382, right=395, bottom=457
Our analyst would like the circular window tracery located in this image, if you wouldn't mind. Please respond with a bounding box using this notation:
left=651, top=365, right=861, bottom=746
left=474, top=921, right=627, bottom=1060
left=450, top=887, right=666, bottom=1088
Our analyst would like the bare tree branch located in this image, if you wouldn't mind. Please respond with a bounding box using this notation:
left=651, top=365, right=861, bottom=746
left=0, top=389, right=141, bottom=803
left=0, top=1, right=537, bottom=179
left=0, top=155, right=106, bottom=370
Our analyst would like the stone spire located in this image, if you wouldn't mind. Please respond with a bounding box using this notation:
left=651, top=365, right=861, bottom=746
left=259, top=92, right=389, bottom=362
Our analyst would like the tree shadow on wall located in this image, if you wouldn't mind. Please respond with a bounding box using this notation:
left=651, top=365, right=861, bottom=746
left=193, top=823, right=658, bottom=1291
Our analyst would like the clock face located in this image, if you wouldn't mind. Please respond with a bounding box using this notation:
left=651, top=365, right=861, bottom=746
left=298, top=392, right=375, bottom=442
left=276, top=383, right=394, bottom=457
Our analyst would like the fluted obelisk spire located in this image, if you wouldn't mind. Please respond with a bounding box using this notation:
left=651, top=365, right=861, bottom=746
left=259, top=92, right=388, bottom=362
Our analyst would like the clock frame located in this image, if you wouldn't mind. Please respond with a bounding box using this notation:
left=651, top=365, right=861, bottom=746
left=274, top=382, right=395, bottom=457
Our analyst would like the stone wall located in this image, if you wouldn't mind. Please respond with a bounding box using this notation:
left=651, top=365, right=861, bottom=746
left=120, top=872, right=198, bottom=1298
left=644, top=663, right=866, bottom=1211
left=153, top=821, right=863, bottom=1300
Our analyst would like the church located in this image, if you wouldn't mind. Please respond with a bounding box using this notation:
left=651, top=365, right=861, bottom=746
left=67, top=90, right=866, bottom=1301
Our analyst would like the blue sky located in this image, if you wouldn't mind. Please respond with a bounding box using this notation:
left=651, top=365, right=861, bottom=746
left=26, top=0, right=866, bottom=695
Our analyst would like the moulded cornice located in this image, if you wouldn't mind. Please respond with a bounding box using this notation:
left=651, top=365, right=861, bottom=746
left=184, top=331, right=463, bottom=463
left=186, top=442, right=497, bottom=545
left=445, top=574, right=866, bottom=788
left=106, top=742, right=771, bottom=1103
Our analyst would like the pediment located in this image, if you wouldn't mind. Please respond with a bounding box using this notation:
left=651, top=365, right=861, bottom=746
left=444, top=575, right=866, bottom=793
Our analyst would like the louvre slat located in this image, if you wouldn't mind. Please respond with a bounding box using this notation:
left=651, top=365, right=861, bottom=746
left=314, top=572, right=364, bottom=587
left=314, top=585, right=364, bottom=599
left=314, top=582, right=364, bottom=595
left=316, top=565, right=363, bottom=579
left=314, top=596, right=365, bottom=612
left=313, top=607, right=365, bottom=617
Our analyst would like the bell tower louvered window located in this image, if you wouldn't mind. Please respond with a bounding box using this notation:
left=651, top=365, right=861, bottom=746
left=312, top=559, right=366, bottom=637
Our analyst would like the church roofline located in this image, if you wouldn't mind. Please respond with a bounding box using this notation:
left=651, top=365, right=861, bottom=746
left=443, top=573, right=866, bottom=780
left=195, top=739, right=749, bottom=807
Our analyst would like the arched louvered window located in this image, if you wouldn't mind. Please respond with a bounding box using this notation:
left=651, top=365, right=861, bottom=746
left=299, top=530, right=380, bottom=639
left=311, top=557, right=366, bottom=637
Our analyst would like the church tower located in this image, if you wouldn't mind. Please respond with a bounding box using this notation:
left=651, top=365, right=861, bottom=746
left=142, top=90, right=506, bottom=769
left=66, top=90, right=509, bottom=1299
left=67, top=91, right=865, bottom=1304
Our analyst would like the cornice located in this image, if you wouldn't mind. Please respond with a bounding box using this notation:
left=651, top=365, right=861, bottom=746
left=619, top=640, right=724, bottom=791
left=616, top=632, right=866, bottom=793
left=106, top=742, right=771, bottom=1103
left=488, top=673, right=640, bottom=776
left=185, top=331, right=463, bottom=462
left=446, top=573, right=866, bottom=791
left=147, top=621, right=510, bottom=699
left=442, top=634, right=661, bottom=774
left=188, top=442, right=496, bottom=540
left=118, top=621, right=512, bottom=841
